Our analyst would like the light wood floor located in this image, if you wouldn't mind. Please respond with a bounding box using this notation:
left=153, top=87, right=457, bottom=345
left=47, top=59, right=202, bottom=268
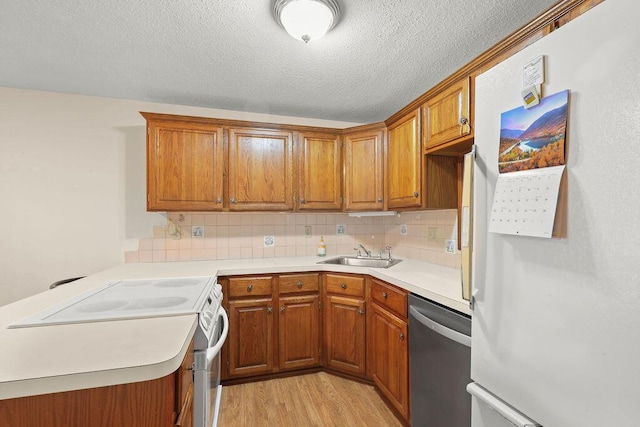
left=218, top=372, right=404, bottom=427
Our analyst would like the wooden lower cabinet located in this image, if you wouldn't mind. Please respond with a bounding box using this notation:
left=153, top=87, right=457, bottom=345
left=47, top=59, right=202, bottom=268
left=325, top=295, right=366, bottom=376
left=227, top=297, right=275, bottom=378
left=222, top=272, right=410, bottom=423
left=371, top=304, right=409, bottom=421
left=369, top=278, right=410, bottom=422
left=0, top=341, right=194, bottom=427
left=279, top=294, right=320, bottom=370
left=223, top=273, right=320, bottom=379
left=323, top=273, right=367, bottom=377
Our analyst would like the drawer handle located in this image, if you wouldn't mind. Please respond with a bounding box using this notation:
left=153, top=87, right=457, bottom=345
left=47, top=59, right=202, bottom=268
left=382, top=292, right=388, bottom=299
left=247, top=284, right=253, bottom=292
left=399, top=333, right=405, bottom=340
left=297, top=280, right=303, bottom=289
left=341, top=283, right=347, bottom=289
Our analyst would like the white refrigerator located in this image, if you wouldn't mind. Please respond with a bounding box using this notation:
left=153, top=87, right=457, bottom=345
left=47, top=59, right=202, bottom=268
left=469, top=0, right=640, bottom=426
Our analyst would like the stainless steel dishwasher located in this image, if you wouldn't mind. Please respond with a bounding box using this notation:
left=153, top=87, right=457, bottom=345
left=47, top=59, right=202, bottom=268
left=409, top=293, right=471, bottom=427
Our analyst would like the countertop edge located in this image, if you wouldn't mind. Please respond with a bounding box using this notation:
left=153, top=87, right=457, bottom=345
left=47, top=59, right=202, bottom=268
left=0, top=317, right=198, bottom=400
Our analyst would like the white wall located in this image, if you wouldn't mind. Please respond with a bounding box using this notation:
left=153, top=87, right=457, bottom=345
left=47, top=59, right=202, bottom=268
left=0, top=87, right=360, bottom=306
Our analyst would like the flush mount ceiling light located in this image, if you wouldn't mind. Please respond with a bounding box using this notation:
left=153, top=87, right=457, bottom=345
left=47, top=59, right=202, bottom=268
left=274, top=0, right=340, bottom=43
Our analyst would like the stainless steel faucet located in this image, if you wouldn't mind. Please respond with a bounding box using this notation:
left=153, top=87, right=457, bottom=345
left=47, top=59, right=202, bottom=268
left=358, top=244, right=372, bottom=258
left=377, top=245, right=393, bottom=259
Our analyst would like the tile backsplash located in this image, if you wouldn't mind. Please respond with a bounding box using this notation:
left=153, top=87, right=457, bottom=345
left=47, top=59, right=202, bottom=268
left=125, top=210, right=461, bottom=269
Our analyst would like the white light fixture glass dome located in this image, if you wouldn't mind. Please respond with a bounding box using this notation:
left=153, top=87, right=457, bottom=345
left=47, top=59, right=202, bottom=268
left=274, top=0, right=340, bottom=43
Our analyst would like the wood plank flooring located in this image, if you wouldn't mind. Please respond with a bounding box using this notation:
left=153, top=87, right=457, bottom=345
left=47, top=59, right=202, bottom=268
left=218, top=372, right=404, bottom=427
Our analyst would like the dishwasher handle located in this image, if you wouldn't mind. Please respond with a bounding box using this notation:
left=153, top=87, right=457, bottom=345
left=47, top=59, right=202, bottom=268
left=409, top=306, right=471, bottom=348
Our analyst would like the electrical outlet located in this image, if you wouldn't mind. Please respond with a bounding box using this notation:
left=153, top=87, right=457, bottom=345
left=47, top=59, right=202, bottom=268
left=427, top=227, right=437, bottom=241
left=264, top=236, right=275, bottom=247
left=305, top=225, right=312, bottom=237
left=336, top=224, right=346, bottom=235
left=445, top=239, right=456, bottom=253
left=400, top=224, right=408, bottom=236
left=191, top=226, right=204, bottom=238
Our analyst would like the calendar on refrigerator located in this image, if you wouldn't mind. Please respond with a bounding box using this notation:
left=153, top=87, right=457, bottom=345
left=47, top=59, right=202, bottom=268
left=489, top=165, right=565, bottom=238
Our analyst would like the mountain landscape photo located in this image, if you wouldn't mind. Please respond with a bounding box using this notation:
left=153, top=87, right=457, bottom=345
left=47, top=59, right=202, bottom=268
left=498, top=90, right=569, bottom=173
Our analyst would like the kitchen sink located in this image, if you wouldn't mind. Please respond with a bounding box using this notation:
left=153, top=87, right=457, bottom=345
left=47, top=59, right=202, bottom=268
left=318, top=256, right=402, bottom=269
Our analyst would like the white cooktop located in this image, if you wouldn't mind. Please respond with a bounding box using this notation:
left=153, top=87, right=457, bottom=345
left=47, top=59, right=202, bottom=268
left=10, top=276, right=216, bottom=328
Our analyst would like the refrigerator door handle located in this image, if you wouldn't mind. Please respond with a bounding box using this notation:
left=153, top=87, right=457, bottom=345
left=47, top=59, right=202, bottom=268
left=409, top=306, right=471, bottom=347
left=467, top=382, right=542, bottom=427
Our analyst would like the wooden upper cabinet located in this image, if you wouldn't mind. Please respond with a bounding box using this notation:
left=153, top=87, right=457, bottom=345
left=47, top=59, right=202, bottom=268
left=144, top=114, right=224, bottom=212
left=423, top=76, right=472, bottom=151
left=297, top=131, right=342, bottom=210
left=228, top=127, right=294, bottom=211
left=343, top=126, right=385, bottom=211
left=386, top=109, right=423, bottom=209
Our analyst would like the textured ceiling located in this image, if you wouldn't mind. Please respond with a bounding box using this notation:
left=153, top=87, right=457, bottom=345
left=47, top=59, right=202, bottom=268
left=0, top=0, right=558, bottom=123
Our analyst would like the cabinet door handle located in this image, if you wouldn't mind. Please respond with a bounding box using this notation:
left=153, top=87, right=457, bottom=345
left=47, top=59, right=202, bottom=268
left=341, top=283, right=347, bottom=289
left=280, top=305, right=286, bottom=312
left=377, top=197, right=383, bottom=203
left=382, top=292, right=388, bottom=299
left=247, top=284, right=253, bottom=292
left=460, top=116, right=469, bottom=125
left=358, top=309, right=365, bottom=315
left=300, top=197, right=306, bottom=204
left=297, top=280, right=303, bottom=289
left=399, top=333, right=405, bottom=340
left=267, top=307, right=273, bottom=313
left=230, top=197, right=236, bottom=204
left=413, top=192, right=419, bottom=198
left=215, top=197, right=222, bottom=204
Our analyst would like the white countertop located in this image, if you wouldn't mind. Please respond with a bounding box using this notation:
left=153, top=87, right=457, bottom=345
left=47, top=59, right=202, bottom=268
left=0, top=256, right=469, bottom=400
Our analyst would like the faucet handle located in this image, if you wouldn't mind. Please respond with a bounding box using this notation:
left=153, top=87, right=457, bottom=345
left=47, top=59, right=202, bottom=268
left=385, top=245, right=392, bottom=260
left=353, top=247, right=362, bottom=257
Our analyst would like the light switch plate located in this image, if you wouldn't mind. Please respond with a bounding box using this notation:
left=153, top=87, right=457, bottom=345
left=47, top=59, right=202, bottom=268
left=400, top=224, right=408, bottom=236
left=305, top=225, right=312, bottom=237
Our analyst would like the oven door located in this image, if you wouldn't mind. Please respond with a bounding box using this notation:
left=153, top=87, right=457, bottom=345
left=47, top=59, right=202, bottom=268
left=194, top=307, right=228, bottom=427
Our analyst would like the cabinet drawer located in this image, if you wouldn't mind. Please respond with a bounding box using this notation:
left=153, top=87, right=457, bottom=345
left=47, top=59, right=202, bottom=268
left=228, top=276, right=273, bottom=298
left=371, top=279, right=407, bottom=319
left=279, top=273, right=319, bottom=294
left=326, top=274, right=365, bottom=297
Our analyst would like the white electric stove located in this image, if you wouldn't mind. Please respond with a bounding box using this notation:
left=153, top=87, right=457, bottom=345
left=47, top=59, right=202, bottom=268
left=9, top=276, right=217, bottom=328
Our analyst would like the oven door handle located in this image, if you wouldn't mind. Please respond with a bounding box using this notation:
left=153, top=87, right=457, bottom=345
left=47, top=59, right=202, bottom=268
left=206, top=307, right=228, bottom=364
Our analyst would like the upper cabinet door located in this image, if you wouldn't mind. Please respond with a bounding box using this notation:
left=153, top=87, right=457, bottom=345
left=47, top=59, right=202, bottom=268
left=423, top=76, right=471, bottom=151
left=386, top=109, right=423, bottom=209
left=343, top=127, right=385, bottom=211
left=297, top=131, right=342, bottom=211
left=146, top=118, right=224, bottom=212
left=228, top=128, right=294, bottom=211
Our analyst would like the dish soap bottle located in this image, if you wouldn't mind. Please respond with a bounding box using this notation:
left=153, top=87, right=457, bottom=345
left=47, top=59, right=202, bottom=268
left=317, top=236, right=326, bottom=257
